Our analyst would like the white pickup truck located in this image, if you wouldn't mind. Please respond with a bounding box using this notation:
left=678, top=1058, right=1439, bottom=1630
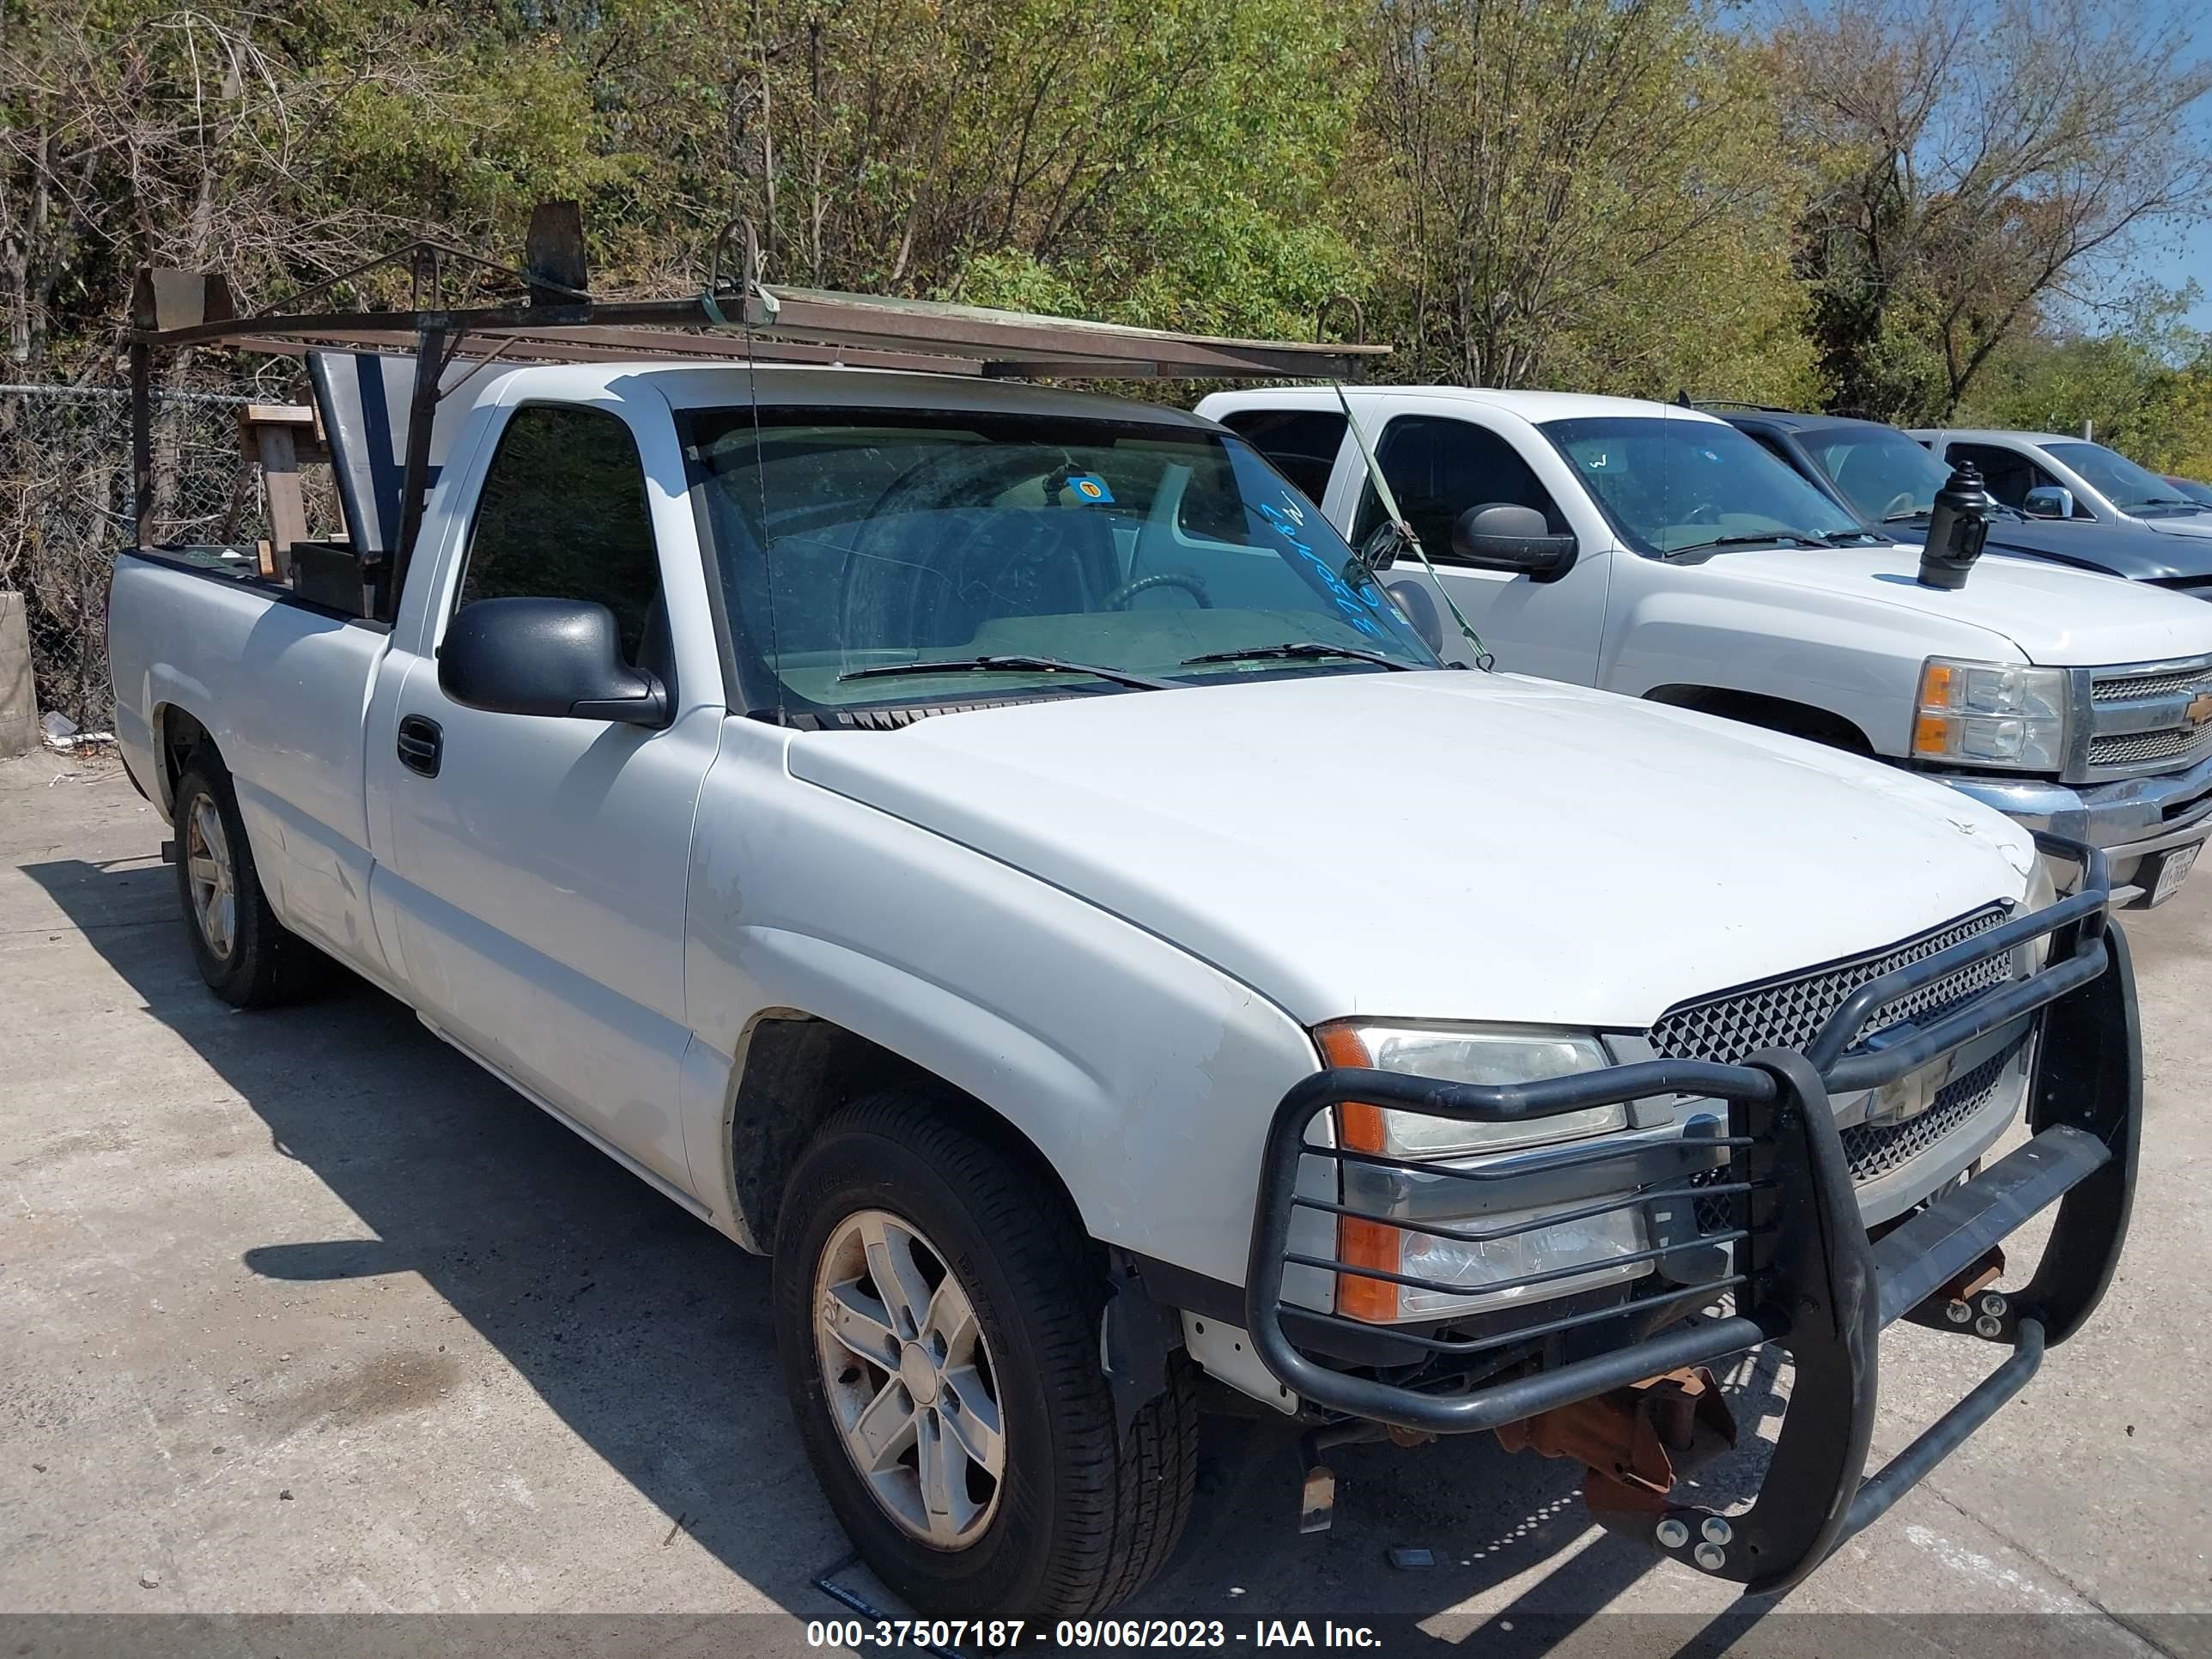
left=109, top=357, right=2142, bottom=1620
left=1200, top=388, right=2212, bottom=908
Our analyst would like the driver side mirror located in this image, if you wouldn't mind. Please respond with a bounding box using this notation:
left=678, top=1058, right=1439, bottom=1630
left=1450, top=503, right=1577, bottom=580
left=2022, top=485, right=2075, bottom=520
left=439, top=597, right=672, bottom=727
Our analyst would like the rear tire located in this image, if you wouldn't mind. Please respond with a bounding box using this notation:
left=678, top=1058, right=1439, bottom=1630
left=172, top=756, right=326, bottom=1007
left=773, top=1089, right=1196, bottom=1620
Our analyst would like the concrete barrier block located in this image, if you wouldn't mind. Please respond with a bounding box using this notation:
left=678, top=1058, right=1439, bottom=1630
left=0, top=592, right=40, bottom=757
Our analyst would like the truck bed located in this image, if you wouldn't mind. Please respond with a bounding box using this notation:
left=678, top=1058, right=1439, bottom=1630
left=108, top=545, right=399, bottom=985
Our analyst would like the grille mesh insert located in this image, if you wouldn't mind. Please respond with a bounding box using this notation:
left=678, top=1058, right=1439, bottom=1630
left=1837, top=1040, right=2022, bottom=1183
left=2087, top=724, right=2212, bottom=768
left=2091, top=668, right=2209, bottom=703
left=1650, top=906, right=2014, bottom=1068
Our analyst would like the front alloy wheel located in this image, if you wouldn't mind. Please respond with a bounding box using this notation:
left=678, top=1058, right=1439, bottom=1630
left=773, top=1090, right=1198, bottom=1619
left=814, top=1210, right=1006, bottom=1548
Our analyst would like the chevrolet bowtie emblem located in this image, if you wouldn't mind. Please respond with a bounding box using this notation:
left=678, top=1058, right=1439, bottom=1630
left=2190, top=690, right=2212, bottom=726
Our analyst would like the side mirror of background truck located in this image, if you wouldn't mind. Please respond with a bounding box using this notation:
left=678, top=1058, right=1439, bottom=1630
left=1450, top=503, right=1578, bottom=579
left=439, top=597, right=672, bottom=727
left=2022, top=484, right=2075, bottom=520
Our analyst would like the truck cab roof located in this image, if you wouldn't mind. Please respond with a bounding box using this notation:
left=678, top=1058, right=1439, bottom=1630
left=459, top=359, right=1224, bottom=428
left=1200, top=385, right=1731, bottom=428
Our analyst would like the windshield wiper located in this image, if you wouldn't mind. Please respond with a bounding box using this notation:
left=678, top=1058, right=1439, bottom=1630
left=836, top=654, right=1174, bottom=691
left=1881, top=509, right=1931, bottom=523
left=1664, top=532, right=1834, bottom=558
left=1179, top=641, right=1414, bottom=672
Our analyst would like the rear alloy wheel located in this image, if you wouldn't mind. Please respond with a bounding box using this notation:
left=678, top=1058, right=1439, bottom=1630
left=171, top=757, right=327, bottom=1007
left=182, top=790, right=238, bottom=963
left=813, top=1210, right=1006, bottom=1548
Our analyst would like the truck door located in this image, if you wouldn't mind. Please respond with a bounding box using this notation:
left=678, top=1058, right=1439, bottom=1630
left=1339, top=410, right=1612, bottom=683
left=369, top=395, right=722, bottom=1193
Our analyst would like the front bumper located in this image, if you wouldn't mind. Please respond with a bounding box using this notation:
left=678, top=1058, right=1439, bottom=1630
left=1931, top=750, right=2212, bottom=902
left=1243, top=837, right=2138, bottom=1596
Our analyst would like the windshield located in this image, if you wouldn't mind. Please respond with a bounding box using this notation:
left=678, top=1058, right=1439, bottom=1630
left=1543, top=416, right=1872, bottom=555
left=2045, top=441, right=2207, bottom=517
left=685, top=405, right=1437, bottom=714
left=1803, top=425, right=1962, bottom=524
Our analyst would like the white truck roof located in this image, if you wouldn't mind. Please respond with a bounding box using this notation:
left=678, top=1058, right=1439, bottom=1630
left=461, top=359, right=1224, bottom=426
left=1200, top=386, right=1733, bottom=427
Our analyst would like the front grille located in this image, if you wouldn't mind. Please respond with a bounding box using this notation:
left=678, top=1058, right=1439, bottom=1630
left=2086, top=657, right=2212, bottom=778
left=2092, top=667, right=2207, bottom=702
left=1686, top=1164, right=1735, bottom=1234
left=1837, top=1039, right=2023, bottom=1183
left=1650, top=906, right=2014, bottom=1068
left=2088, top=724, right=2212, bottom=768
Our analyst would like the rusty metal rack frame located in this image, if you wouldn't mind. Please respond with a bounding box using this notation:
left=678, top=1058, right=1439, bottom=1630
left=124, top=204, right=1387, bottom=617
left=1245, top=834, right=2138, bottom=1595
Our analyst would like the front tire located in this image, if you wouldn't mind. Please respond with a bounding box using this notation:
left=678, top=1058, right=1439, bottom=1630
left=172, top=756, right=325, bottom=1007
left=773, top=1091, right=1196, bottom=1620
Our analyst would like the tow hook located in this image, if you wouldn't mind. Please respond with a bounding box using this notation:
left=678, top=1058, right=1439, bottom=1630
left=1492, top=1367, right=1738, bottom=1517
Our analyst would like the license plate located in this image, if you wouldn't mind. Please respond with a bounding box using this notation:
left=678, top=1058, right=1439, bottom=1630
left=2150, top=838, right=2203, bottom=906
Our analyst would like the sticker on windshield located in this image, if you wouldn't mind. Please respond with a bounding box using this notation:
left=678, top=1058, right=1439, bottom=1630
left=1256, top=500, right=1388, bottom=640
left=1066, top=473, right=1115, bottom=504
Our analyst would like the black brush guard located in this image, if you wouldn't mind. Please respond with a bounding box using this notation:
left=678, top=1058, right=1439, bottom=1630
left=1243, top=837, right=2139, bottom=1595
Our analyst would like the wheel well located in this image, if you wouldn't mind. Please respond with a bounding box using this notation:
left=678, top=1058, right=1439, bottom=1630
left=1643, top=685, right=1875, bottom=755
left=157, top=706, right=217, bottom=805
left=728, top=1015, right=1087, bottom=1252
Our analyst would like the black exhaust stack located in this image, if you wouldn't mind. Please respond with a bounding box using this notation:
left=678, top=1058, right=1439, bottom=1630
left=1917, top=461, right=1992, bottom=590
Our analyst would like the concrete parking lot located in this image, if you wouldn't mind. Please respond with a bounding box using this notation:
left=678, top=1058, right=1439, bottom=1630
left=2, top=750, right=2207, bottom=1656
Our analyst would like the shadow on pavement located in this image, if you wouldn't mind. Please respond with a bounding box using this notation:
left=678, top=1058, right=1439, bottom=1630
left=25, top=851, right=1792, bottom=1654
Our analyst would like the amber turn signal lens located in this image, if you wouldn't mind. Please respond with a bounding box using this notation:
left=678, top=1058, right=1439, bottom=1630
left=1316, top=1023, right=1401, bottom=1324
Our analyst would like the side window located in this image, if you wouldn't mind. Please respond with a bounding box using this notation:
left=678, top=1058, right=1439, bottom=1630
left=1947, top=442, right=2038, bottom=510
left=1351, top=416, right=1569, bottom=561
left=1215, top=408, right=1347, bottom=506
left=458, top=405, right=665, bottom=672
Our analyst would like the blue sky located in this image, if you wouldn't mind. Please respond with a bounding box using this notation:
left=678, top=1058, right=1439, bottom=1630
left=2154, top=34, right=2212, bottom=330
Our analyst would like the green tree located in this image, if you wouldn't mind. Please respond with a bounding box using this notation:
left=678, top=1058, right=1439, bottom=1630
left=1778, top=0, right=2212, bottom=422
left=524, top=0, right=1361, bottom=340
left=1966, top=285, right=2212, bottom=474
left=1349, top=0, right=1813, bottom=398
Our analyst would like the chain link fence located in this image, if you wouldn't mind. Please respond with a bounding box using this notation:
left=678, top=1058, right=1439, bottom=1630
left=0, top=380, right=281, bottom=732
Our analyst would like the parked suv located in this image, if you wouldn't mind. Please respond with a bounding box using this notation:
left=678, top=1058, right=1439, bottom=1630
left=1911, top=428, right=2212, bottom=569
left=1717, top=406, right=2212, bottom=598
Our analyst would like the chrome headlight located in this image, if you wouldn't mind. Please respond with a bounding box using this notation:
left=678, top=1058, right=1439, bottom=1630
left=1316, top=1021, right=1650, bottom=1322
left=1914, top=657, right=2071, bottom=772
left=1330, top=1021, right=1624, bottom=1155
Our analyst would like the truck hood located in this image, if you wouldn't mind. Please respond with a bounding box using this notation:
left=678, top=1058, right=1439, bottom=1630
left=1886, top=515, right=2212, bottom=586
left=787, top=672, right=2036, bottom=1030
left=1707, top=542, right=2212, bottom=664
left=2140, top=512, right=2212, bottom=546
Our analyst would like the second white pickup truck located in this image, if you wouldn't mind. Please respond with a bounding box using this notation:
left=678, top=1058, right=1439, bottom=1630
left=1201, top=388, right=2212, bottom=908
left=109, top=348, right=2142, bottom=1620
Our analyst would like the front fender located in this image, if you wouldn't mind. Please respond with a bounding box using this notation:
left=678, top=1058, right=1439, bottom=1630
left=1599, top=574, right=2020, bottom=761
left=681, top=725, right=1322, bottom=1286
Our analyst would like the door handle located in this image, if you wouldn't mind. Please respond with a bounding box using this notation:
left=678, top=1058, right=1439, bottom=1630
left=397, top=714, right=443, bottom=778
